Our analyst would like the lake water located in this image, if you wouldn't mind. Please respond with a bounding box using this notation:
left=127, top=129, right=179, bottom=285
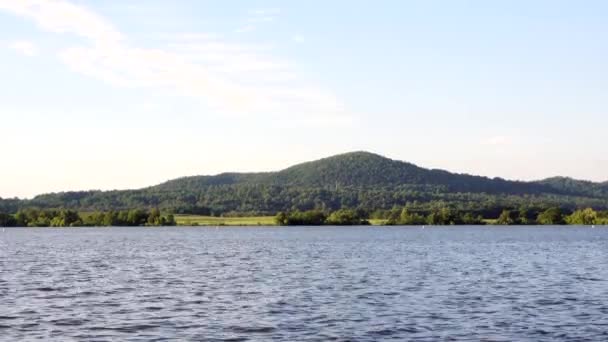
left=1, top=226, right=607, bottom=341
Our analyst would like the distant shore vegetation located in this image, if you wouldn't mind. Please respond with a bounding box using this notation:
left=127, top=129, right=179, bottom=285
left=0, top=209, right=175, bottom=227
left=2, top=152, right=608, bottom=222
left=274, top=206, right=608, bottom=226
left=275, top=209, right=370, bottom=226
left=1, top=206, right=607, bottom=227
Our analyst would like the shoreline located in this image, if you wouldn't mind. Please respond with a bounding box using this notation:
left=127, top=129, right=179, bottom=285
left=2, top=224, right=605, bottom=228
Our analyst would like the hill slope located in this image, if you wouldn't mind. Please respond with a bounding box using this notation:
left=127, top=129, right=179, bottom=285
left=153, top=151, right=552, bottom=194
left=2, top=151, right=607, bottom=215
left=534, top=176, right=608, bottom=198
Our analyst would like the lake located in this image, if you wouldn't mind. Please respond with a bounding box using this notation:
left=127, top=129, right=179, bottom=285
left=1, top=226, right=607, bottom=341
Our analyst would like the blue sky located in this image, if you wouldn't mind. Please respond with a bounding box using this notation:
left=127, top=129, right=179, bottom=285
left=1, top=0, right=607, bottom=198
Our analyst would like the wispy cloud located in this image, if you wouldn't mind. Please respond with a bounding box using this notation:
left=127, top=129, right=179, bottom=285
left=0, top=0, right=122, bottom=43
left=8, top=40, right=38, bottom=56
left=0, top=1, right=346, bottom=123
left=249, top=8, right=281, bottom=18
left=235, top=8, right=281, bottom=34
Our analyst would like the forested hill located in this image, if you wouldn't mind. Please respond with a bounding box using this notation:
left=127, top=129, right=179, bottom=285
left=151, top=151, right=604, bottom=195
left=152, top=151, right=538, bottom=192
left=535, top=177, right=608, bottom=198
left=2, top=151, right=608, bottom=215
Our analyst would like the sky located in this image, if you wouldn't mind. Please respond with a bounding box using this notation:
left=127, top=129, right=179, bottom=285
left=1, top=0, right=607, bottom=198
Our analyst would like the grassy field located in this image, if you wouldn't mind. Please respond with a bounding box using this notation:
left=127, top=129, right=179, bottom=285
left=74, top=212, right=387, bottom=227
left=71, top=213, right=453, bottom=227
left=175, top=215, right=388, bottom=226
left=175, top=215, right=278, bottom=226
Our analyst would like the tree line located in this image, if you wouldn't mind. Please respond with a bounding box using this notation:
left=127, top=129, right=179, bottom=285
left=275, top=209, right=370, bottom=226
left=4, top=186, right=607, bottom=219
left=494, top=207, right=608, bottom=225
left=2, top=206, right=607, bottom=227
left=0, top=209, right=175, bottom=227
left=274, top=207, right=608, bottom=226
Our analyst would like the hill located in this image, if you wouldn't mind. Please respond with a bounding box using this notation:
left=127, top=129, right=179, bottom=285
left=2, top=151, right=607, bottom=216
left=155, top=152, right=545, bottom=192
left=535, top=176, right=608, bottom=198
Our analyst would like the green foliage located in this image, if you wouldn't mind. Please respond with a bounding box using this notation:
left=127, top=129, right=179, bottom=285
left=537, top=207, right=565, bottom=225
left=1, top=152, right=608, bottom=217
left=517, top=207, right=534, bottom=225
left=274, top=212, right=288, bottom=225
left=127, top=209, right=148, bottom=226
left=147, top=208, right=161, bottom=225
left=496, top=210, right=515, bottom=225
left=166, top=214, right=176, bottom=226
left=461, top=213, right=485, bottom=225
left=597, top=211, right=608, bottom=225
left=566, top=208, right=598, bottom=225
left=50, top=210, right=82, bottom=227
left=275, top=210, right=327, bottom=226
left=426, top=206, right=463, bottom=225
left=326, top=209, right=369, bottom=225
left=385, top=206, right=484, bottom=226
left=275, top=209, right=369, bottom=226
left=0, top=213, right=17, bottom=227
left=5, top=209, right=176, bottom=227
left=386, top=208, right=426, bottom=225
left=0, top=197, right=20, bottom=214
left=536, top=177, right=608, bottom=198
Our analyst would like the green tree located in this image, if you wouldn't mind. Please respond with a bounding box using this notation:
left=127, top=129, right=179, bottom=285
left=0, top=213, right=17, bottom=227
left=496, top=210, right=515, bottom=225
left=426, top=206, right=463, bottom=225
left=566, top=208, right=597, bottom=225
left=103, top=211, right=118, bottom=226
left=275, top=212, right=288, bottom=225
left=275, top=210, right=327, bottom=225
left=147, top=208, right=162, bottom=226
left=518, top=207, right=532, bottom=225
left=126, top=209, right=147, bottom=226
left=326, top=209, right=369, bottom=225
left=84, top=211, right=106, bottom=226
left=462, top=212, right=484, bottom=225
left=597, top=211, right=608, bottom=225
left=165, top=214, right=176, bottom=226
left=392, top=208, right=426, bottom=225
left=15, top=210, right=30, bottom=227
left=60, top=210, right=82, bottom=226
left=537, top=207, right=565, bottom=225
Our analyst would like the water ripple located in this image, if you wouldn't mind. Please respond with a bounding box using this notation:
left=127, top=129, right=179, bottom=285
left=0, top=226, right=607, bottom=341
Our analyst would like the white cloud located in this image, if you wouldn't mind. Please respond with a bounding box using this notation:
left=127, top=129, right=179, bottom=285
left=235, top=8, right=281, bottom=34
left=292, top=34, right=305, bottom=43
left=9, top=40, right=38, bottom=56
left=0, top=1, right=346, bottom=122
left=0, top=0, right=122, bottom=44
